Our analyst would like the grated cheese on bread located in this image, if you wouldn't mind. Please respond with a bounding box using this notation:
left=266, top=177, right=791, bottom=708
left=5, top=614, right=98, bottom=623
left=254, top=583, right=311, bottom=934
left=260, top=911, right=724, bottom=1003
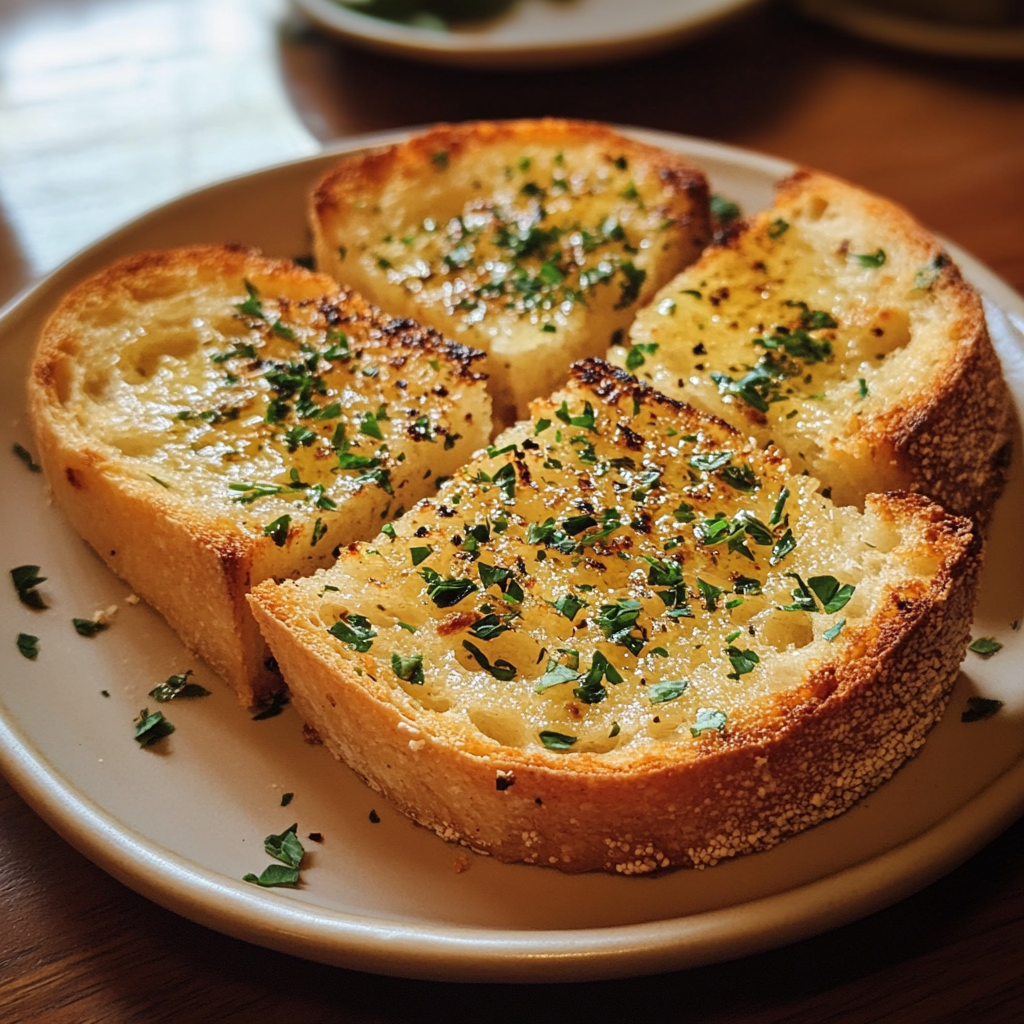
left=310, top=119, right=711, bottom=426
left=28, top=244, right=491, bottom=705
left=614, top=169, right=1013, bottom=520
left=250, top=361, right=981, bottom=873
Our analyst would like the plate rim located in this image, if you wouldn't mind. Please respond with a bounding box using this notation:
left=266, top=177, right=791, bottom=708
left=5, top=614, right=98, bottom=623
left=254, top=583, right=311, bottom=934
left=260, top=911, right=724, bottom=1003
left=2, top=128, right=1023, bottom=982
left=291, top=0, right=766, bottom=69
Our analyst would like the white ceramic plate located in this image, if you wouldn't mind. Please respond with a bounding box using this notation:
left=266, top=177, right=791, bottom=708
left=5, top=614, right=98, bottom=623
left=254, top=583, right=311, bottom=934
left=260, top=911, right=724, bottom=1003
left=798, top=0, right=1024, bottom=60
left=2, top=131, right=1023, bottom=983
left=292, top=0, right=765, bottom=69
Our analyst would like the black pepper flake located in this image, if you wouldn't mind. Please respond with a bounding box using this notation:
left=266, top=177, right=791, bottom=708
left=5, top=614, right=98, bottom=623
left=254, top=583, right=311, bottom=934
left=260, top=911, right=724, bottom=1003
left=307, top=832, right=324, bottom=843
left=414, top=525, right=430, bottom=538
left=692, top=343, right=706, bottom=355
left=437, top=505, right=456, bottom=518
left=535, top=797, right=543, bottom=805
left=368, top=809, right=381, bottom=823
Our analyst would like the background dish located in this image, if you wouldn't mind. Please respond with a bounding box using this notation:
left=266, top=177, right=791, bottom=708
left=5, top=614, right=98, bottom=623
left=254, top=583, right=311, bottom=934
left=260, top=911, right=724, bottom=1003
left=1, top=131, right=1023, bottom=983
left=291, top=0, right=766, bottom=69
left=798, top=0, right=1024, bottom=60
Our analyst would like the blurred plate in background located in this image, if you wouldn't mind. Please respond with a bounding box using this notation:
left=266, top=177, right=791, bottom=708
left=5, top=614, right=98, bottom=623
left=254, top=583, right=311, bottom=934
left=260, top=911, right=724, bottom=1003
left=292, top=0, right=765, bottom=68
left=799, top=0, right=1024, bottom=59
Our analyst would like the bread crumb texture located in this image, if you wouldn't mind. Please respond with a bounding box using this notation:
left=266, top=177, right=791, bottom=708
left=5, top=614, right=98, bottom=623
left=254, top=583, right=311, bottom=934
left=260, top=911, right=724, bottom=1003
left=251, top=360, right=981, bottom=872
left=312, top=119, right=710, bottom=425
left=28, top=244, right=491, bottom=704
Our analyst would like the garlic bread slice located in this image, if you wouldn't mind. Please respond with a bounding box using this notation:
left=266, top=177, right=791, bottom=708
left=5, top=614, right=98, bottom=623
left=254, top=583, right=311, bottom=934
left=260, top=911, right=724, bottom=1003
left=250, top=360, right=979, bottom=873
left=615, top=169, right=1012, bottom=520
left=29, top=245, right=490, bottom=705
left=311, top=119, right=710, bottom=426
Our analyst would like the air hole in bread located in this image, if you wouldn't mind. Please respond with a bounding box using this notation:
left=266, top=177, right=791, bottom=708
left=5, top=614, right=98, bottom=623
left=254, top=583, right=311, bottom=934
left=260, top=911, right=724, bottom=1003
left=756, top=610, right=815, bottom=650
left=469, top=706, right=527, bottom=747
left=118, top=333, right=200, bottom=382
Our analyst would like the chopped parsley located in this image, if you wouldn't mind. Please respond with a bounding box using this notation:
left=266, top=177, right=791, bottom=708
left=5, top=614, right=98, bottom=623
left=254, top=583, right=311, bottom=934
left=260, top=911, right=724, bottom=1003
left=539, top=730, right=577, bottom=750
left=689, top=451, right=733, bottom=473
left=328, top=613, right=377, bottom=652
left=769, top=529, right=796, bottom=565
left=625, top=342, right=658, bottom=372
left=134, top=708, right=175, bottom=747
left=311, top=518, right=328, bottom=546
left=12, top=443, right=41, bottom=472
left=419, top=567, right=478, bottom=607
left=852, top=248, right=886, bottom=268
left=690, top=708, right=727, bottom=736
left=823, top=619, right=846, bottom=641
left=572, top=651, right=623, bottom=704
left=16, top=633, right=39, bottom=659
left=718, top=463, right=759, bottom=492
left=725, top=646, right=760, bottom=680
left=961, top=697, right=1004, bottom=723
left=462, top=640, right=517, bottom=681
left=555, top=400, right=598, bottom=432
left=710, top=194, right=742, bottom=225
left=73, top=617, right=109, bottom=638
left=649, top=680, right=688, bottom=704
left=391, top=652, right=425, bottom=684
left=968, top=637, right=1003, bottom=658
left=696, top=578, right=724, bottom=612
left=243, top=822, right=305, bottom=888
left=149, top=670, right=211, bottom=702
left=263, top=515, right=291, bottom=547
left=252, top=692, right=289, bottom=720
left=782, top=573, right=855, bottom=614
left=551, top=593, right=585, bottom=621
left=11, top=565, right=47, bottom=609
left=593, top=598, right=645, bottom=655
left=913, top=253, right=949, bottom=290
left=235, top=279, right=264, bottom=319
left=410, top=545, right=433, bottom=566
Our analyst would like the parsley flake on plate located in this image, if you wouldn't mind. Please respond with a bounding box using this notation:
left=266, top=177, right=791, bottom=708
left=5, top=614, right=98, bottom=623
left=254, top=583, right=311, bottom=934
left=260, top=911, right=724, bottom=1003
left=149, top=670, right=211, bottom=702
left=968, top=637, right=1002, bottom=658
left=16, top=633, right=39, bottom=659
left=961, top=697, right=1004, bottom=723
left=243, top=822, right=305, bottom=888
left=134, top=708, right=175, bottom=747
left=11, top=565, right=47, bottom=609
left=73, top=617, right=109, bottom=638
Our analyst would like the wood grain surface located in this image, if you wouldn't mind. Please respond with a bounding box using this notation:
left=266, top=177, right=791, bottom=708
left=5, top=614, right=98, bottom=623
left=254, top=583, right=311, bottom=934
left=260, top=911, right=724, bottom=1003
left=2, top=2, right=1023, bottom=1020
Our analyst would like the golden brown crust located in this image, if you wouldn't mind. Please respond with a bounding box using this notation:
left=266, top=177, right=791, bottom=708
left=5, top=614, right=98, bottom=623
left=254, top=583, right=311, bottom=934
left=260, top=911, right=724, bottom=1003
left=28, top=244, right=492, bottom=705
left=251, top=489, right=979, bottom=873
left=781, top=171, right=1014, bottom=523
left=312, top=119, right=709, bottom=226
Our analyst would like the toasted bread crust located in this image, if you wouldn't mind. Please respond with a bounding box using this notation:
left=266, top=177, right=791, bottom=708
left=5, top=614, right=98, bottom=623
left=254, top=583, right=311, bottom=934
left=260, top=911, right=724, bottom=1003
left=311, top=119, right=711, bottom=425
left=29, top=244, right=491, bottom=705
left=621, top=169, right=1013, bottom=522
left=250, top=362, right=981, bottom=872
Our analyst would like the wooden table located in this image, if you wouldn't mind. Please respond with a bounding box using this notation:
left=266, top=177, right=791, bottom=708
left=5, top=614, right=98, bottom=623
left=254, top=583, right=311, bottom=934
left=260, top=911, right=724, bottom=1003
left=2, top=1, right=1023, bottom=1019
